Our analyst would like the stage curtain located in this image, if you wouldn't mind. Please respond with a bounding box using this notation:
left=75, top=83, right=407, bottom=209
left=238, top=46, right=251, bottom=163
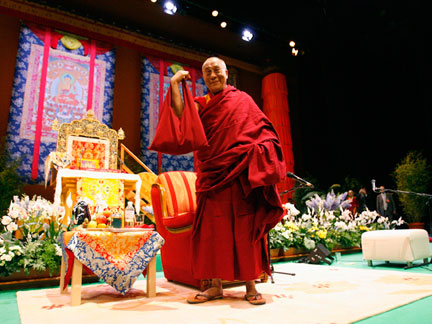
left=262, top=72, right=295, bottom=200
left=5, top=22, right=116, bottom=183
left=140, top=56, right=206, bottom=173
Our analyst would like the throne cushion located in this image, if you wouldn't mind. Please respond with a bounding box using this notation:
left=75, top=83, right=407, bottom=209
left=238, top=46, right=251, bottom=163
left=67, top=135, right=110, bottom=169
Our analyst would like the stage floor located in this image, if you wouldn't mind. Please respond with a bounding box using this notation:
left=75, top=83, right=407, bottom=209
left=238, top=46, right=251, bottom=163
left=3, top=248, right=432, bottom=324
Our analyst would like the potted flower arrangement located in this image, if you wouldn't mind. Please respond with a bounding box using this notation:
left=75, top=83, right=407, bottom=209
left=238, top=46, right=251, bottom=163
left=393, top=151, right=432, bottom=228
left=0, top=195, right=67, bottom=279
left=269, top=190, right=404, bottom=258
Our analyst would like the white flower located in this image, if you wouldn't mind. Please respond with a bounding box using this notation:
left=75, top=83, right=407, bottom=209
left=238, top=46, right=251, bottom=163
left=1, top=215, right=12, bottom=226
left=377, top=216, right=387, bottom=224
left=347, top=221, right=357, bottom=230
left=283, top=203, right=300, bottom=216
left=281, top=231, right=292, bottom=240
left=335, top=221, right=348, bottom=231
left=55, top=244, right=62, bottom=256
left=9, top=245, right=22, bottom=255
left=274, top=223, right=284, bottom=231
left=302, top=214, right=312, bottom=221
left=9, top=209, right=20, bottom=219
left=339, top=209, right=352, bottom=221
left=304, top=237, right=316, bottom=250
left=6, top=222, right=18, bottom=232
left=391, top=217, right=405, bottom=226
left=1, top=254, right=12, bottom=262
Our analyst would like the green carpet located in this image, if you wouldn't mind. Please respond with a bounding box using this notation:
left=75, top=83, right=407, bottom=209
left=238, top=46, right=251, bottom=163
left=2, top=249, right=432, bottom=324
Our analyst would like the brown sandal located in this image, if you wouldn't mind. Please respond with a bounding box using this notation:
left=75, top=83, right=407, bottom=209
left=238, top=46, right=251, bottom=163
left=187, top=293, right=223, bottom=304
left=244, top=293, right=266, bottom=305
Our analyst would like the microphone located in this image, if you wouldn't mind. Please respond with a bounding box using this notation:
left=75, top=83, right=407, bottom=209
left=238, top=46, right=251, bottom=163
left=286, top=172, right=314, bottom=188
left=371, top=179, right=380, bottom=193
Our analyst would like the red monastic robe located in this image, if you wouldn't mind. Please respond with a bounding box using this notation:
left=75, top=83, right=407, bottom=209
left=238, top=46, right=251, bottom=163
left=191, top=85, right=286, bottom=281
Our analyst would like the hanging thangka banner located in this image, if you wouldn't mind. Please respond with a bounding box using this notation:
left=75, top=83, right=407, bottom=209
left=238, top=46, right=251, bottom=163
left=140, top=57, right=207, bottom=173
left=5, top=23, right=115, bottom=183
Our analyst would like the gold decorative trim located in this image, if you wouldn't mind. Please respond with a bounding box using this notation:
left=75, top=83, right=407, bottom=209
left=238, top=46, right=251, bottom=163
left=53, top=110, right=124, bottom=170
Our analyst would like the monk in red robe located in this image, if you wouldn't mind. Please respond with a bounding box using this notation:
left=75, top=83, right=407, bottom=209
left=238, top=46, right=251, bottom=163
left=170, top=57, right=286, bottom=305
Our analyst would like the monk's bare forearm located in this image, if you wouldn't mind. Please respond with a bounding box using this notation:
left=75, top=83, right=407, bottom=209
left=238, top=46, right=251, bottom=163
left=170, top=70, right=190, bottom=117
left=170, top=80, right=184, bottom=117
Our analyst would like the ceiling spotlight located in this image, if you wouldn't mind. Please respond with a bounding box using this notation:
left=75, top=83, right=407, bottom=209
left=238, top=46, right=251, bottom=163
left=242, top=29, right=253, bottom=42
left=292, top=48, right=299, bottom=56
left=163, top=1, right=177, bottom=15
left=150, top=0, right=157, bottom=3
left=220, top=21, right=227, bottom=28
left=212, top=10, right=219, bottom=17
left=289, top=40, right=296, bottom=47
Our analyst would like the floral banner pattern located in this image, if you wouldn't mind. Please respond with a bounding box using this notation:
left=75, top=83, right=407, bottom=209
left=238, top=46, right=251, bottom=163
left=5, top=23, right=116, bottom=183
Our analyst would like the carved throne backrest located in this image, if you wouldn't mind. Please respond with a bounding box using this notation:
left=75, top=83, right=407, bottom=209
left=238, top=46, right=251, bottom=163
left=52, top=110, right=125, bottom=170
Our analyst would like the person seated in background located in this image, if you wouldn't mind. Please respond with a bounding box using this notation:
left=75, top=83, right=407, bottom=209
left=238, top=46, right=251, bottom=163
left=346, top=189, right=359, bottom=217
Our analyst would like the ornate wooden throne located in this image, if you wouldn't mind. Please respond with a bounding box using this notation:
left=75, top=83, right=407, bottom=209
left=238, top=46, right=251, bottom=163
left=46, top=110, right=143, bottom=224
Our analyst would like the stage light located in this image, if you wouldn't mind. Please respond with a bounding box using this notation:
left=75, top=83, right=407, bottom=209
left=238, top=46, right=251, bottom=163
left=150, top=0, right=157, bottom=3
left=289, top=40, right=296, bottom=47
left=242, top=29, right=253, bottom=41
left=292, top=48, right=298, bottom=56
left=220, top=21, right=227, bottom=28
left=163, top=1, right=177, bottom=15
left=212, top=10, right=219, bottom=17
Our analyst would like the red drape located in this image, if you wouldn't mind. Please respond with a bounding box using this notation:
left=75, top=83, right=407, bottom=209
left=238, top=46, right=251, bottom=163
left=262, top=73, right=295, bottom=202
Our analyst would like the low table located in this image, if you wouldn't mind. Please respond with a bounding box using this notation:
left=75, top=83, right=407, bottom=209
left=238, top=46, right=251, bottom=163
left=59, top=229, right=164, bottom=306
left=361, top=229, right=431, bottom=269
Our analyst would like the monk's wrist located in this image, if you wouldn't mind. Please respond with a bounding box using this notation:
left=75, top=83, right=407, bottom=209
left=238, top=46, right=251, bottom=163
left=170, top=79, right=181, bottom=88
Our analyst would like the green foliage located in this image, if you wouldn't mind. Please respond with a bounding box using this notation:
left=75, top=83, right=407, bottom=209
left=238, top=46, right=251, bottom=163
left=340, top=175, right=362, bottom=193
left=0, top=137, right=24, bottom=216
left=393, top=151, right=432, bottom=223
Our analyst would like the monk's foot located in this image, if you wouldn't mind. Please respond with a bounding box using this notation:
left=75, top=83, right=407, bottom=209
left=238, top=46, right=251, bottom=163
left=244, top=292, right=266, bottom=305
left=186, top=286, right=223, bottom=304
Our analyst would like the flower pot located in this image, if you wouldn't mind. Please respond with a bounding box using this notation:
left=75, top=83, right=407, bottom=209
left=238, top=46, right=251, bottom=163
left=0, top=268, right=60, bottom=282
left=282, top=247, right=308, bottom=256
left=408, top=222, right=424, bottom=229
left=270, top=248, right=281, bottom=258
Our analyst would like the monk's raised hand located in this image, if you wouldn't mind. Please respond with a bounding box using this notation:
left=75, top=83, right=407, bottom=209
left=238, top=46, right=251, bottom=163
left=170, top=70, right=190, bottom=86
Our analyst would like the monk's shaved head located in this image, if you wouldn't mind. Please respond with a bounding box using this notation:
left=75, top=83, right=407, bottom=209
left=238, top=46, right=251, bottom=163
left=202, top=57, right=227, bottom=72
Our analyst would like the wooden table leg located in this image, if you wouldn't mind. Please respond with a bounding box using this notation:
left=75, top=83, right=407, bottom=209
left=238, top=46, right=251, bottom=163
left=59, top=255, right=67, bottom=294
left=70, top=257, right=83, bottom=306
left=146, top=257, right=156, bottom=298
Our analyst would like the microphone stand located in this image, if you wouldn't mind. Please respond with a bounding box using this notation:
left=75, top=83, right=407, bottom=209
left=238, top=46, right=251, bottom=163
left=269, top=183, right=312, bottom=283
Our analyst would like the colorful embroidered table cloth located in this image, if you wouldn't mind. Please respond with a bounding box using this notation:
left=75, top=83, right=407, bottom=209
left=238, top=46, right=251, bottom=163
left=60, top=230, right=164, bottom=294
